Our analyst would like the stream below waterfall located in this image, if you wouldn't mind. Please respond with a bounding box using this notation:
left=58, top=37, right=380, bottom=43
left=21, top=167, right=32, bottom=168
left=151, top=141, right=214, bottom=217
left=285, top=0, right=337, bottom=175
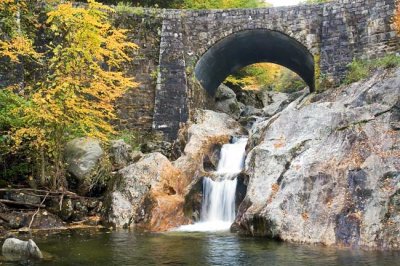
left=174, top=137, right=248, bottom=232
left=2, top=229, right=399, bottom=265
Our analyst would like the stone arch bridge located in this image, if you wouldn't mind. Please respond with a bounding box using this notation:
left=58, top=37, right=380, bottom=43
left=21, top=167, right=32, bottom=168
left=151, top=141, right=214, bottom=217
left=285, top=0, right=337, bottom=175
left=114, top=0, right=399, bottom=141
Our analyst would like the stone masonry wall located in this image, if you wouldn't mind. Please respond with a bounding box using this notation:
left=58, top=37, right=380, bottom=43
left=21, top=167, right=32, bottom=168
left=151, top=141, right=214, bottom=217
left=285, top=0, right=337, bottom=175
left=151, top=0, right=399, bottom=140
left=1, top=2, right=397, bottom=140
left=112, top=10, right=162, bottom=132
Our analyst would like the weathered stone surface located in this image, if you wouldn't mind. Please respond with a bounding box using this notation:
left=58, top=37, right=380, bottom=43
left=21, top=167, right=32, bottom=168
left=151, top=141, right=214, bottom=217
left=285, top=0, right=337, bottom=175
left=0, top=210, right=64, bottom=230
left=140, top=140, right=172, bottom=158
left=107, top=109, right=246, bottom=230
left=262, top=90, right=307, bottom=117
left=2, top=238, right=43, bottom=260
left=215, top=84, right=236, bottom=101
left=110, top=139, right=132, bottom=170
left=65, top=138, right=104, bottom=194
left=174, top=110, right=246, bottom=186
left=4, top=192, right=41, bottom=206
left=153, top=0, right=399, bottom=140
left=235, top=68, right=400, bottom=249
left=215, top=83, right=241, bottom=119
left=241, top=105, right=263, bottom=117
left=215, top=98, right=241, bottom=119
left=106, top=152, right=188, bottom=229
left=235, top=89, right=264, bottom=109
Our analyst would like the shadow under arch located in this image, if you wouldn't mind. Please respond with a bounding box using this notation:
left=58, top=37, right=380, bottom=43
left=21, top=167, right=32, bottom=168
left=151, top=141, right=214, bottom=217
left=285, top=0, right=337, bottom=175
left=194, top=29, right=315, bottom=95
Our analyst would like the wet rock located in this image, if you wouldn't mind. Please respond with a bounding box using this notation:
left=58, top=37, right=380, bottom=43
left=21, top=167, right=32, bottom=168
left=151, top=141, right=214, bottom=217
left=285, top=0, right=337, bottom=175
left=202, top=143, right=221, bottom=172
left=71, top=200, right=89, bottom=221
left=65, top=138, right=104, bottom=195
left=236, top=68, right=400, bottom=249
left=59, top=198, right=74, bottom=221
left=174, top=109, right=246, bottom=186
left=183, top=177, right=203, bottom=222
left=4, top=192, right=41, bottom=206
left=110, top=139, right=132, bottom=170
left=2, top=238, right=43, bottom=260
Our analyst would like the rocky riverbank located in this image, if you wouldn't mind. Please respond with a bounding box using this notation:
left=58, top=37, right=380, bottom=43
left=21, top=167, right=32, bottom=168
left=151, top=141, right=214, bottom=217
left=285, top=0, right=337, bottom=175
left=1, top=68, right=398, bottom=251
left=234, top=67, right=400, bottom=249
left=105, top=67, right=399, bottom=250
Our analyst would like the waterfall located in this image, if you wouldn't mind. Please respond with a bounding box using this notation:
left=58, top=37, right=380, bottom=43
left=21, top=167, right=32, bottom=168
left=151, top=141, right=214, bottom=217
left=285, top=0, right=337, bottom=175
left=174, top=137, right=248, bottom=232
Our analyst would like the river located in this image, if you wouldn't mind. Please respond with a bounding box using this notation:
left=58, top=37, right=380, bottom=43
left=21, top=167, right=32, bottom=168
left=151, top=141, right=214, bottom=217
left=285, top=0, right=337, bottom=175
left=2, top=229, right=399, bottom=265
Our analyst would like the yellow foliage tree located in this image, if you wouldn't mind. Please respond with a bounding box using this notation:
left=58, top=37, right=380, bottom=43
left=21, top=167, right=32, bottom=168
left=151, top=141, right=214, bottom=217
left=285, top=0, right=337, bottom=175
left=3, top=0, right=138, bottom=188
left=395, top=1, right=400, bottom=34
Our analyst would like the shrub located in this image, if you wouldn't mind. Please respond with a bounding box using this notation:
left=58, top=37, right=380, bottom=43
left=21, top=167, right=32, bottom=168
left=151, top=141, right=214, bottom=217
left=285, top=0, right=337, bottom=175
left=344, top=54, right=400, bottom=84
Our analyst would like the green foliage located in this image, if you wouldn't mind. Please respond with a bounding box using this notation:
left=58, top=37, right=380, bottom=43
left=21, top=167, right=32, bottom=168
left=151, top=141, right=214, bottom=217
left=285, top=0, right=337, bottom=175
left=113, top=130, right=142, bottom=150
left=181, top=0, right=267, bottom=9
left=303, top=0, right=330, bottom=4
left=0, top=0, right=138, bottom=189
left=344, top=54, right=400, bottom=84
left=101, top=0, right=269, bottom=8
left=116, top=2, right=145, bottom=14
left=99, top=0, right=184, bottom=8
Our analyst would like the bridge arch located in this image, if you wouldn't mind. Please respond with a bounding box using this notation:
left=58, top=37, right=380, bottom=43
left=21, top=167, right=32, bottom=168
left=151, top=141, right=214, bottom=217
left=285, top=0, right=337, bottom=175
left=194, top=29, right=315, bottom=95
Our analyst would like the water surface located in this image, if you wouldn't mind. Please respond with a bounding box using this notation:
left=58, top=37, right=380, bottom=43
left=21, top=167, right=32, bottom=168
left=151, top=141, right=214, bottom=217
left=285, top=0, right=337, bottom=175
left=2, top=229, right=399, bottom=266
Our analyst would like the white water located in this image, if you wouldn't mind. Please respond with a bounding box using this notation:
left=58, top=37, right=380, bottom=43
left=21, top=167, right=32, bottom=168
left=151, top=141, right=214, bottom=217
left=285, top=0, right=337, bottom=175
left=174, top=137, right=248, bottom=232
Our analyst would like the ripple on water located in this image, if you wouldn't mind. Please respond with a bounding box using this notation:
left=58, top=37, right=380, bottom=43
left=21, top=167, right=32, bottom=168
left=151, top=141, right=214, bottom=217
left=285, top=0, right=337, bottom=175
left=2, top=230, right=399, bottom=266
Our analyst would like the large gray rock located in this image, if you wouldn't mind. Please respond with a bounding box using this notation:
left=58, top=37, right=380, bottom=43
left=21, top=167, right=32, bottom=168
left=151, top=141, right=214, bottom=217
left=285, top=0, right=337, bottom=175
left=65, top=138, right=104, bottom=194
left=261, top=89, right=306, bottom=117
left=236, top=68, right=400, bottom=249
left=106, top=153, right=178, bottom=228
left=215, top=84, right=241, bottom=119
left=215, top=84, right=236, bottom=101
left=2, top=238, right=43, bottom=260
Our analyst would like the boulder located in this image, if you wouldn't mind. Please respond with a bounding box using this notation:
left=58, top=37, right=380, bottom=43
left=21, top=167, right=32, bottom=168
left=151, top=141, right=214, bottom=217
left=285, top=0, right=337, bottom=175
left=1, top=211, right=64, bottom=230
left=174, top=110, right=246, bottom=186
left=106, top=153, right=189, bottom=230
left=215, top=84, right=241, bottom=119
left=65, top=138, right=104, bottom=194
left=235, top=89, right=264, bottom=108
left=241, top=105, right=263, bottom=117
left=2, top=238, right=43, bottom=260
left=110, top=139, right=132, bottom=169
left=215, top=98, right=241, bottom=119
left=215, top=84, right=236, bottom=101
left=140, top=140, right=172, bottom=158
left=261, top=89, right=306, bottom=117
left=106, top=110, right=246, bottom=231
left=235, top=68, right=400, bottom=249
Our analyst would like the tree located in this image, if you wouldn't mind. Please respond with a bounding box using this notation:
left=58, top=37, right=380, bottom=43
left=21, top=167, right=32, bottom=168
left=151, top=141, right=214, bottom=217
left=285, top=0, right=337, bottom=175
left=395, top=0, right=400, bottom=34
left=97, top=0, right=268, bottom=8
left=225, top=63, right=306, bottom=93
left=0, top=0, right=138, bottom=189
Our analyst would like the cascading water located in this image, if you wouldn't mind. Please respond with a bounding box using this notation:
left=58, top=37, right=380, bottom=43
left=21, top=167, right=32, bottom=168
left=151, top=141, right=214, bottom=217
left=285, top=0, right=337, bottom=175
left=174, top=137, right=248, bottom=232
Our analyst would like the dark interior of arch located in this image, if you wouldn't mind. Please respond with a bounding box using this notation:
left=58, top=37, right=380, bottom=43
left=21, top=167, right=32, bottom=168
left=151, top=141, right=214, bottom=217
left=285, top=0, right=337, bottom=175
left=195, top=29, right=315, bottom=95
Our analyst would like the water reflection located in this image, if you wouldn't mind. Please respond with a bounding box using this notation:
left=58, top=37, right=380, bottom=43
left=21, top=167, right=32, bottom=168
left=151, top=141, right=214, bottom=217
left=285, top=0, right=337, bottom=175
left=3, top=229, right=398, bottom=266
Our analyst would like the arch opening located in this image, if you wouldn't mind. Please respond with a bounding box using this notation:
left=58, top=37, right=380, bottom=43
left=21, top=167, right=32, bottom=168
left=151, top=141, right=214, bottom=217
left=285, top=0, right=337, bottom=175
left=194, top=29, right=315, bottom=95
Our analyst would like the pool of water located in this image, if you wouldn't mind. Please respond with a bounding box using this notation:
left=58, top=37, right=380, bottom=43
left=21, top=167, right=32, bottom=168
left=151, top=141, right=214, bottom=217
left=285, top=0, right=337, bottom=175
left=2, top=229, right=400, bottom=265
